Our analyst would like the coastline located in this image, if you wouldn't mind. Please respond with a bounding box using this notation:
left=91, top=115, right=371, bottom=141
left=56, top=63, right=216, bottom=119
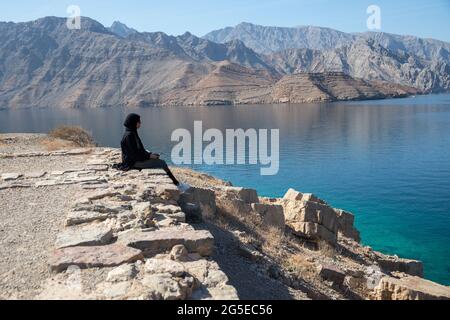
left=0, top=89, right=432, bottom=111
left=1, top=133, right=449, bottom=300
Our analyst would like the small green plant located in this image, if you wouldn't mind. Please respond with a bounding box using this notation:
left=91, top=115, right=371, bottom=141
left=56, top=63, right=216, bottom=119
left=49, top=126, right=95, bottom=147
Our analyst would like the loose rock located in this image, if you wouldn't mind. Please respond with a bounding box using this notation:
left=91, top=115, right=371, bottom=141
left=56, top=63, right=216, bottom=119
left=49, top=244, right=143, bottom=272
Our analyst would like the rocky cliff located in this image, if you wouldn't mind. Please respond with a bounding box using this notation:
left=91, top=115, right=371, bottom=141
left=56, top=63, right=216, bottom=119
left=205, top=22, right=450, bottom=92
left=0, top=17, right=427, bottom=109
left=1, top=133, right=449, bottom=300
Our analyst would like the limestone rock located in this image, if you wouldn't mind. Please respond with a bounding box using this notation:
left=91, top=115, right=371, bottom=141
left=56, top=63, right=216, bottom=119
left=170, top=245, right=189, bottom=261
left=373, top=276, right=450, bottom=300
left=290, top=221, right=337, bottom=244
left=155, top=184, right=180, bottom=201
left=181, top=259, right=231, bottom=292
left=204, top=268, right=231, bottom=288
left=1, top=173, right=22, bottom=181
left=179, top=187, right=217, bottom=219
left=145, top=258, right=186, bottom=277
left=133, top=202, right=154, bottom=219
left=317, top=264, right=346, bottom=285
left=65, top=211, right=112, bottom=226
left=88, top=190, right=120, bottom=201
left=25, top=171, right=46, bottom=179
left=206, top=286, right=240, bottom=300
left=55, top=224, right=113, bottom=249
left=98, top=281, right=133, bottom=299
left=283, top=188, right=326, bottom=204
left=154, top=204, right=181, bottom=214
left=282, top=197, right=339, bottom=243
left=35, top=180, right=59, bottom=187
left=166, top=212, right=186, bottom=223
left=182, top=259, right=210, bottom=283
left=283, top=188, right=303, bottom=201
left=49, top=244, right=143, bottom=272
left=285, top=200, right=337, bottom=233
left=251, top=203, right=285, bottom=230
left=334, top=209, right=360, bottom=242
left=219, top=186, right=259, bottom=204
left=376, top=256, right=424, bottom=277
left=73, top=203, right=131, bottom=214
left=141, top=273, right=195, bottom=300
left=106, top=264, right=138, bottom=282
left=301, top=193, right=326, bottom=204
left=179, top=203, right=203, bottom=223
left=118, top=228, right=214, bottom=256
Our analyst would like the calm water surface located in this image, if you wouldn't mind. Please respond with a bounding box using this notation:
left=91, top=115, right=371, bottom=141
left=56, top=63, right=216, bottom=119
left=1, top=93, right=450, bottom=285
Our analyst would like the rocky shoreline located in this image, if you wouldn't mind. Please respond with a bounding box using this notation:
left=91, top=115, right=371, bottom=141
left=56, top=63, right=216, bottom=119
left=0, top=134, right=449, bottom=300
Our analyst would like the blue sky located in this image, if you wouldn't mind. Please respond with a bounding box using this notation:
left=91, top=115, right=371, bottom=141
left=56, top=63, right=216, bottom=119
left=1, top=0, right=449, bottom=41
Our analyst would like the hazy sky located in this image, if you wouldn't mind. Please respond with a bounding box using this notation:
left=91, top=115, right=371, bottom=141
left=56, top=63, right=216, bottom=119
left=1, top=0, right=449, bottom=41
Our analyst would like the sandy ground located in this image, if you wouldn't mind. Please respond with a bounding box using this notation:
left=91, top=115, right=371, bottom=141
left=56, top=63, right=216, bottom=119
left=0, top=186, right=81, bottom=299
left=0, top=134, right=86, bottom=299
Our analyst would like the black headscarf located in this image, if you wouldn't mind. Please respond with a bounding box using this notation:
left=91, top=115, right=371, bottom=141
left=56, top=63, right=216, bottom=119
left=121, top=113, right=149, bottom=166
left=124, top=113, right=141, bottom=131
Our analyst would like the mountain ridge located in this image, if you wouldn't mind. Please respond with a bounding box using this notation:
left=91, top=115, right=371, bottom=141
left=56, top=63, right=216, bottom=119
left=0, top=17, right=446, bottom=109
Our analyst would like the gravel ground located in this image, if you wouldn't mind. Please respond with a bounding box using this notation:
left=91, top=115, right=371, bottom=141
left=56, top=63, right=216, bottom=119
left=0, top=133, right=87, bottom=299
left=0, top=186, right=80, bottom=299
left=0, top=156, right=88, bottom=175
left=0, top=134, right=49, bottom=153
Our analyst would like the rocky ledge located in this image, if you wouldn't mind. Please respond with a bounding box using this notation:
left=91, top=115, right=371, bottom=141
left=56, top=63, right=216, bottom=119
left=0, top=134, right=449, bottom=300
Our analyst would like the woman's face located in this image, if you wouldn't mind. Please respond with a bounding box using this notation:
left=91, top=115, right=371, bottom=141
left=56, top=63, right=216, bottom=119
left=136, top=121, right=141, bottom=129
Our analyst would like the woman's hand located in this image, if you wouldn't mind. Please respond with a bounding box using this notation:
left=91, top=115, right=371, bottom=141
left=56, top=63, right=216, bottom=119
left=150, top=153, right=160, bottom=160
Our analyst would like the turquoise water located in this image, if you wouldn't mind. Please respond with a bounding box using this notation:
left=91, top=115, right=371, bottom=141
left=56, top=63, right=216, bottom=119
left=1, top=93, right=449, bottom=285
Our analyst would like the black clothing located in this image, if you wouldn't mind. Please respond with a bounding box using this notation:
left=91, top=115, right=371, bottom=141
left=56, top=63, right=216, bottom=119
left=121, top=114, right=150, bottom=167
left=120, top=113, right=179, bottom=185
left=134, top=158, right=169, bottom=170
left=134, top=159, right=179, bottom=185
left=123, top=113, right=141, bottom=130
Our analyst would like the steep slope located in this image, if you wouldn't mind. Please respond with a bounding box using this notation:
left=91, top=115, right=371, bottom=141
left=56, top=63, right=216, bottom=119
left=0, top=17, right=211, bottom=108
left=128, top=31, right=277, bottom=72
left=205, top=22, right=450, bottom=92
left=162, top=70, right=418, bottom=106
left=204, top=22, right=356, bottom=54
left=0, top=17, right=421, bottom=109
left=161, top=61, right=276, bottom=106
left=266, top=39, right=450, bottom=92
left=108, top=21, right=138, bottom=38
left=270, top=72, right=418, bottom=104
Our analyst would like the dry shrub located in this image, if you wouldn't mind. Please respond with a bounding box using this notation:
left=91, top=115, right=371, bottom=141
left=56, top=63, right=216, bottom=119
left=261, top=226, right=286, bottom=257
left=49, top=126, right=95, bottom=147
left=318, top=240, right=337, bottom=259
left=40, top=137, right=77, bottom=151
left=283, top=254, right=318, bottom=281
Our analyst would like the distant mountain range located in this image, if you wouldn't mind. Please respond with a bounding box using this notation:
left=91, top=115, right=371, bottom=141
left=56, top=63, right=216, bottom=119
left=204, top=22, right=450, bottom=92
left=0, top=17, right=447, bottom=109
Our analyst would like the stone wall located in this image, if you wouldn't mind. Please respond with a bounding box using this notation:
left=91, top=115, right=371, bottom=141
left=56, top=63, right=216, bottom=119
left=1, top=144, right=448, bottom=300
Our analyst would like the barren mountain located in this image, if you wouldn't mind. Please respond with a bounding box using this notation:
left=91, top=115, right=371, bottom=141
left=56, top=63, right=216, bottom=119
left=204, top=22, right=356, bottom=54
left=205, top=22, right=450, bottom=92
left=127, top=30, right=276, bottom=71
left=0, top=17, right=421, bottom=109
left=266, top=40, right=450, bottom=92
left=108, top=21, right=138, bottom=38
